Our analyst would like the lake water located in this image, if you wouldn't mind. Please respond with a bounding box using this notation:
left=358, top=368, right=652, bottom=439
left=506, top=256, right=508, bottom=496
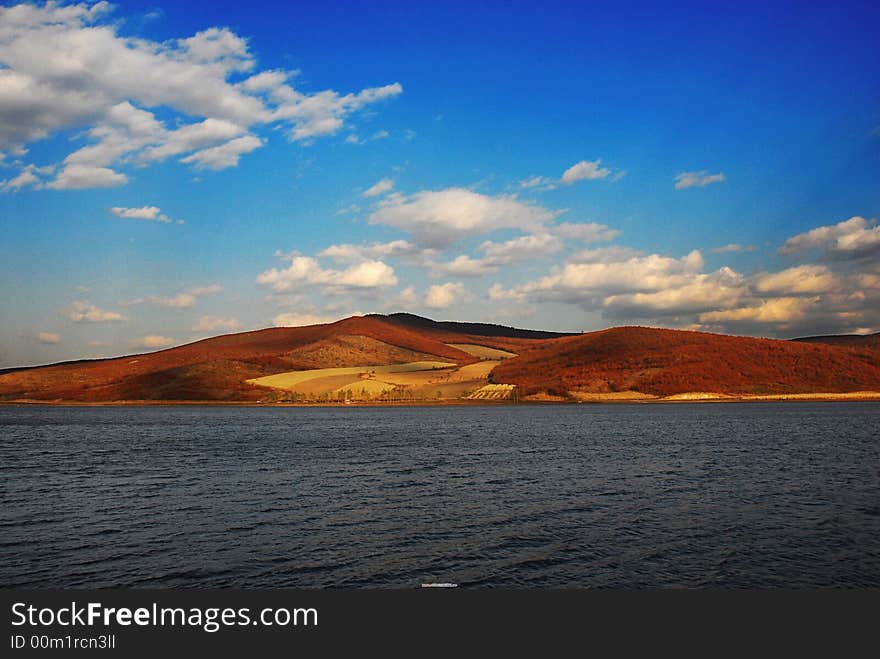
left=1, top=403, right=878, bottom=588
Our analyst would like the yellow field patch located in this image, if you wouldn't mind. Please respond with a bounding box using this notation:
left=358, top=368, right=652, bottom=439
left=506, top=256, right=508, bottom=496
left=446, top=344, right=517, bottom=359
left=441, top=361, right=500, bottom=382
left=247, top=361, right=456, bottom=391
left=331, top=379, right=396, bottom=397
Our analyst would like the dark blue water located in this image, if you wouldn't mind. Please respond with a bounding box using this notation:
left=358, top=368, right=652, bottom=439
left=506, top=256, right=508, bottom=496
left=1, top=403, right=879, bottom=588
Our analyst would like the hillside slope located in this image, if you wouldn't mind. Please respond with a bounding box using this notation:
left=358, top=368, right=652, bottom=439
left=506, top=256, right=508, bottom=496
left=2, top=317, right=879, bottom=402
left=0, top=316, right=479, bottom=401
left=491, top=326, right=880, bottom=397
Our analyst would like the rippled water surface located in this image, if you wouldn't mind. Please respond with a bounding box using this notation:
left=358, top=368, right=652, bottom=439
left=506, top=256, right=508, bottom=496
left=2, top=403, right=879, bottom=588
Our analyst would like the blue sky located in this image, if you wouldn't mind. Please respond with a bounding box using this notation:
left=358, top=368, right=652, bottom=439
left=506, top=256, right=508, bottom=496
left=1, top=0, right=879, bottom=367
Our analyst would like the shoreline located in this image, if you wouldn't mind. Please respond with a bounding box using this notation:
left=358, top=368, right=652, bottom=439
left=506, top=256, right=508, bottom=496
left=2, top=392, right=880, bottom=407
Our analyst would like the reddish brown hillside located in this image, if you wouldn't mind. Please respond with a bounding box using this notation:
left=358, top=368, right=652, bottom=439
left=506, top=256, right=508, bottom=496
left=0, top=316, right=479, bottom=402
left=491, top=326, right=880, bottom=397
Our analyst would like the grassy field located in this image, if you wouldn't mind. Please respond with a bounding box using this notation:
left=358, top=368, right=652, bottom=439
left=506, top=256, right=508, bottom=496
left=247, top=361, right=455, bottom=390
left=246, top=359, right=506, bottom=401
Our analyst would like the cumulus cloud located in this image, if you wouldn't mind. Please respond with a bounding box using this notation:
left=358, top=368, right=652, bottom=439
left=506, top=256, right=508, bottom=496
left=602, top=268, right=746, bottom=316
left=520, top=175, right=553, bottom=189
left=257, top=255, right=398, bottom=293
left=479, top=233, right=563, bottom=263
left=674, top=171, right=726, bottom=190
left=754, top=265, right=838, bottom=295
left=319, top=240, right=428, bottom=263
left=500, top=250, right=707, bottom=303
left=430, top=233, right=569, bottom=277
left=520, top=160, right=623, bottom=190
left=46, top=165, right=127, bottom=190
left=180, top=135, right=263, bottom=170
left=698, top=297, right=817, bottom=324
left=780, top=216, right=880, bottom=259
left=370, top=188, right=561, bottom=247
left=109, top=206, right=172, bottom=223
left=67, top=300, right=126, bottom=323
left=1, top=163, right=53, bottom=190
left=432, top=254, right=498, bottom=277
left=132, top=335, right=176, bottom=349
left=362, top=177, right=394, bottom=198
left=0, top=2, right=402, bottom=188
left=37, top=331, right=60, bottom=344
left=192, top=316, right=240, bottom=332
left=560, top=159, right=614, bottom=184
left=486, top=213, right=880, bottom=336
left=424, top=282, right=466, bottom=309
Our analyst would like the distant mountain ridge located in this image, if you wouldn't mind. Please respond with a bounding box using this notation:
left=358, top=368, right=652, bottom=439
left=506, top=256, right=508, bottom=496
left=1, top=314, right=878, bottom=402
left=791, top=332, right=880, bottom=348
left=372, top=313, right=575, bottom=340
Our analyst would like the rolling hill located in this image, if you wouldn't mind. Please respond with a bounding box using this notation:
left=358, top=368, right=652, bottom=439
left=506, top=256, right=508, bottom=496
left=1, top=315, right=879, bottom=402
left=492, top=326, right=880, bottom=397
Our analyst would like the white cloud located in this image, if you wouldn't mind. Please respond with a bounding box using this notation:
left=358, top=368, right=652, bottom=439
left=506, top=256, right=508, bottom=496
left=132, top=335, right=176, bottom=349
left=674, top=170, right=726, bottom=190
left=780, top=216, right=880, bottom=258
left=271, top=82, right=403, bottom=141
left=370, top=188, right=561, bottom=247
left=479, top=233, right=563, bottom=264
left=432, top=254, right=498, bottom=277
left=257, top=255, right=398, bottom=293
left=432, top=233, right=564, bottom=277
left=560, top=159, right=614, bottom=184
left=569, top=245, right=644, bottom=263
left=424, top=282, right=466, bottom=309
left=0, top=2, right=402, bottom=187
left=490, top=249, right=752, bottom=320
left=699, top=297, right=817, bottom=324
left=754, top=265, right=837, bottom=295
left=1, top=163, right=53, bottom=190
left=520, top=160, right=623, bottom=190
left=240, top=69, right=289, bottom=93
left=46, top=165, right=127, bottom=190
left=319, top=240, right=426, bottom=263
left=519, top=175, right=555, bottom=190
left=67, top=300, right=126, bottom=323
left=37, top=331, right=60, bottom=344
left=508, top=250, right=707, bottom=301
left=192, top=316, right=240, bottom=332
left=362, top=177, right=394, bottom=198
left=110, top=206, right=171, bottom=223
left=179, top=135, right=263, bottom=170
left=602, top=268, right=746, bottom=316
left=139, top=118, right=245, bottom=163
